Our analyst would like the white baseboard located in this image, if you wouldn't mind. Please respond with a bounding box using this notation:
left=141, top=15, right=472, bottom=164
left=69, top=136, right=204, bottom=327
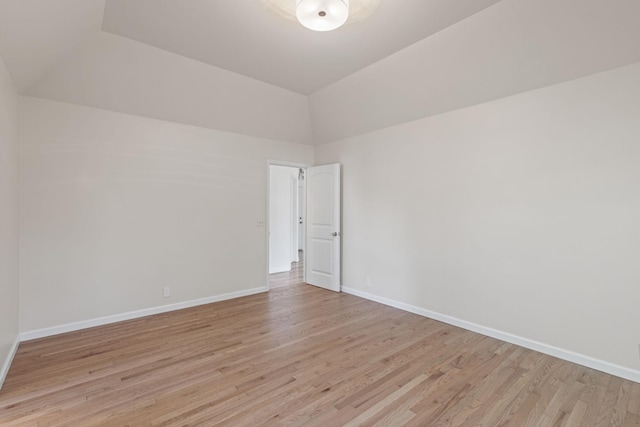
left=342, top=286, right=640, bottom=384
left=269, top=265, right=292, bottom=274
left=20, top=286, right=268, bottom=342
left=0, top=336, right=20, bottom=390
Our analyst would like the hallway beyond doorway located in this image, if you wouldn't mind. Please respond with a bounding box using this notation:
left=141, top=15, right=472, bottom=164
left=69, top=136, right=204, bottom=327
left=269, top=250, right=303, bottom=289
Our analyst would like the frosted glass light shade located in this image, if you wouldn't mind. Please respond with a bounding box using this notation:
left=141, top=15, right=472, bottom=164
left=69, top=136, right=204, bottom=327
left=296, top=0, right=349, bottom=31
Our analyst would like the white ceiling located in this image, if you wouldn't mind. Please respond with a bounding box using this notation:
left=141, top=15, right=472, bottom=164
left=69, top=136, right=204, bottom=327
left=1, top=0, right=639, bottom=145
left=100, top=0, right=502, bottom=94
left=0, top=0, right=105, bottom=92
left=0, top=0, right=502, bottom=96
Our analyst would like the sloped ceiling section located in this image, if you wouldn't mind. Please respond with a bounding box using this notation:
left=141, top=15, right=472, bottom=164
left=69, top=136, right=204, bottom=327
left=0, top=0, right=105, bottom=92
left=101, top=0, right=502, bottom=95
left=26, top=32, right=313, bottom=145
left=310, top=0, right=640, bottom=144
left=3, top=0, right=640, bottom=145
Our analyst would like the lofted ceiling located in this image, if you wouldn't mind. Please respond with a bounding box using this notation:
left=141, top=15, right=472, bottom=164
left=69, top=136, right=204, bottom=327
left=1, top=0, right=639, bottom=145
left=0, top=0, right=105, bottom=92
left=100, top=0, right=502, bottom=95
left=0, top=0, right=503, bottom=95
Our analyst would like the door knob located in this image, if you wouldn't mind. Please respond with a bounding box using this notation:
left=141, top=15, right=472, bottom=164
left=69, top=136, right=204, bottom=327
left=332, top=232, right=340, bottom=237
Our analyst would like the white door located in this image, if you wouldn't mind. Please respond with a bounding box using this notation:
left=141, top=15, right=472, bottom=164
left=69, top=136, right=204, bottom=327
left=305, top=164, right=341, bottom=292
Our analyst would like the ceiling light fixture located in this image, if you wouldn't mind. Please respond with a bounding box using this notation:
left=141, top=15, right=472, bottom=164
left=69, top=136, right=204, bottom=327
left=261, top=0, right=380, bottom=30
left=296, top=0, right=349, bottom=32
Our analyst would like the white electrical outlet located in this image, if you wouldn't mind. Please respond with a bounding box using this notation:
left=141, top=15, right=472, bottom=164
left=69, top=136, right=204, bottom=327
left=365, top=278, right=372, bottom=288
left=257, top=219, right=265, bottom=227
left=163, top=287, right=171, bottom=298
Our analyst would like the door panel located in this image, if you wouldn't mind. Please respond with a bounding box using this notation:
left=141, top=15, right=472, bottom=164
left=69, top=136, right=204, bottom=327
left=306, top=164, right=341, bottom=292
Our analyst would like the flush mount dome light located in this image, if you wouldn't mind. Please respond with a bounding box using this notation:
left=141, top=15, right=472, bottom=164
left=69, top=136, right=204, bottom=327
left=261, top=0, right=380, bottom=30
left=296, top=0, right=349, bottom=31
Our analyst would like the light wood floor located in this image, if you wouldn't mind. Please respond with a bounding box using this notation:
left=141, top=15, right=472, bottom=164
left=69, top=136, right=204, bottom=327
left=269, top=250, right=304, bottom=289
left=1, top=283, right=639, bottom=426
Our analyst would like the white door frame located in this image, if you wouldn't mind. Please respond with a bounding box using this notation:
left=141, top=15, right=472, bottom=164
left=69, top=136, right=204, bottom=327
left=266, top=160, right=309, bottom=291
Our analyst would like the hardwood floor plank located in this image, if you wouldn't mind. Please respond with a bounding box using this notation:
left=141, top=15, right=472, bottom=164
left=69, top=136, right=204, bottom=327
left=624, top=412, right=640, bottom=427
left=564, top=399, right=589, bottom=427
left=342, top=373, right=429, bottom=427
left=629, top=382, right=640, bottom=415
left=1, top=277, right=638, bottom=426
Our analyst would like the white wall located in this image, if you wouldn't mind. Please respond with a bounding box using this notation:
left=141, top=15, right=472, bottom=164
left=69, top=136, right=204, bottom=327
left=0, top=55, right=20, bottom=387
left=315, top=62, right=640, bottom=374
left=27, top=31, right=313, bottom=145
left=310, top=0, right=640, bottom=144
left=269, top=165, right=299, bottom=273
left=20, top=97, right=313, bottom=333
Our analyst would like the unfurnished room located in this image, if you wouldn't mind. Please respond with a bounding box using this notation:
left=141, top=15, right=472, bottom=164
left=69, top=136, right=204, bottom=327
left=1, top=0, right=640, bottom=425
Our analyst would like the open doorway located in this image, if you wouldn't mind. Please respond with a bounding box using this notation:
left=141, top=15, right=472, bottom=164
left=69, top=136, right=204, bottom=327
left=268, top=164, right=305, bottom=289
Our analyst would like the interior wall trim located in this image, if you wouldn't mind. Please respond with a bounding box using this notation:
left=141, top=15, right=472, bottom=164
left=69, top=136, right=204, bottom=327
left=342, top=286, right=640, bottom=384
left=0, top=336, right=20, bottom=390
left=20, top=286, right=268, bottom=342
